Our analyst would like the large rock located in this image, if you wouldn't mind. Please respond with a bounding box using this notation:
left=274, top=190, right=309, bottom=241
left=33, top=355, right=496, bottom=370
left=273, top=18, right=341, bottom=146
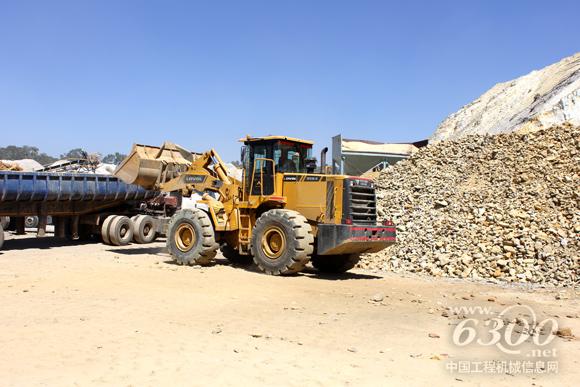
left=432, top=53, right=580, bottom=141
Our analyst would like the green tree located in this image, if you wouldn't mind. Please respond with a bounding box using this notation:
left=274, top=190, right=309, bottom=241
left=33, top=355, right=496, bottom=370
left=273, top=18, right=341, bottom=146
left=60, top=148, right=87, bottom=159
left=0, top=145, right=57, bottom=165
left=102, top=152, right=127, bottom=164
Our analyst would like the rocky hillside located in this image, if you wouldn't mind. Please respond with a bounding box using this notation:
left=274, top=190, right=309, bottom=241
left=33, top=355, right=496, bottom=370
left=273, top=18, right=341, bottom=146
left=361, top=124, right=579, bottom=287
left=432, top=53, right=580, bottom=141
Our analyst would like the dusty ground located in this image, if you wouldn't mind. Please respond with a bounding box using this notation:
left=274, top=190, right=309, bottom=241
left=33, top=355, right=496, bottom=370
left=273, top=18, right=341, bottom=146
left=0, top=232, right=578, bottom=386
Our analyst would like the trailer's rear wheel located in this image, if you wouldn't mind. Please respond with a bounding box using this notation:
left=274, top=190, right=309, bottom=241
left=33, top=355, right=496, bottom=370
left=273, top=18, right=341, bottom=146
left=109, top=216, right=133, bottom=246
left=25, top=216, right=38, bottom=229
left=0, top=217, right=9, bottom=230
left=0, top=224, right=4, bottom=250
left=101, top=215, right=116, bottom=245
left=166, top=209, right=218, bottom=265
left=311, top=254, right=361, bottom=273
left=251, top=209, right=314, bottom=275
left=133, top=215, right=157, bottom=244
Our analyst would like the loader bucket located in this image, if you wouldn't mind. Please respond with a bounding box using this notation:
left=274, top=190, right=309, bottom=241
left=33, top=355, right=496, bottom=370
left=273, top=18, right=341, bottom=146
left=114, top=142, right=196, bottom=190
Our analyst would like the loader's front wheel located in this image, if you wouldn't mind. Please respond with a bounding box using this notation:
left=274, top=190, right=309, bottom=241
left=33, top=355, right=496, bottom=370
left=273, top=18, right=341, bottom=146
left=166, top=209, right=218, bottom=266
left=311, top=254, right=361, bottom=274
left=251, top=209, right=314, bottom=275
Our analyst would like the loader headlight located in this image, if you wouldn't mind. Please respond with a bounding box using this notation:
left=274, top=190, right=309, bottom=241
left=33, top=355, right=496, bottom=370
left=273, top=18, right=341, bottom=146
left=349, top=179, right=374, bottom=188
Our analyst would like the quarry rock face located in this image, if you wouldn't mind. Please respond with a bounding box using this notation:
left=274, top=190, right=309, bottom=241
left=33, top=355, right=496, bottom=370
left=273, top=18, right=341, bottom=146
left=362, top=124, right=579, bottom=287
left=431, top=53, right=580, bottom=141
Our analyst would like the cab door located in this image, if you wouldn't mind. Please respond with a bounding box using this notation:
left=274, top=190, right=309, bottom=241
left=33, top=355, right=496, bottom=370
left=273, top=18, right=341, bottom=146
left=247, top=142, right=275, bottom=196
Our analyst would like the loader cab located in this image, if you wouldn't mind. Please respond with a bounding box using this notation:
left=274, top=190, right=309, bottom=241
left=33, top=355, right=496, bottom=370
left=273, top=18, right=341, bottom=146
left=240, top=136, right=314, bottom=196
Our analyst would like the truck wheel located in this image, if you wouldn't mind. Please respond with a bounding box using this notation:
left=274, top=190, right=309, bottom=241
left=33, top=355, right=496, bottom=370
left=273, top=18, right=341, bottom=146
left=251, top=209, right=314, bottom=275
left=0, top=224, right=4, bottom=250
left=311, top=254, right=361, bottom=273
left=101, top=215, right=116, bottom=245
left=133, top=215, right=157, bottom=244
left=25, top=216, right=39, bottom=228
left=0, top=217, right=9, bottom=230
left=109, top=216, right=134, bottom=246
left=220, top=244, right=253, bottom=265
left=166, top=209, right=218, bottom=265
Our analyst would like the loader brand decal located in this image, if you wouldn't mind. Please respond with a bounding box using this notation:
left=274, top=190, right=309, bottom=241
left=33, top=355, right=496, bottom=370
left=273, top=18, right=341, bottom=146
left=184, top=175, right=207, bottom=184
left=283, top=175, right=325, bottom=182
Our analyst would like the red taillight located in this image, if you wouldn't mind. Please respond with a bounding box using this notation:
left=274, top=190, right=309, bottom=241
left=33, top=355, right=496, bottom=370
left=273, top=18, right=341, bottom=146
left=345, top=218, right=352, bottom=225
left=382, top=219, right=394, bottom=226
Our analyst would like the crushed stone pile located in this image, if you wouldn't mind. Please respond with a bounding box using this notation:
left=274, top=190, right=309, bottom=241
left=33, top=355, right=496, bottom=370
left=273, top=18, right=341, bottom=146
left=360, top=124, right=579, bottom=287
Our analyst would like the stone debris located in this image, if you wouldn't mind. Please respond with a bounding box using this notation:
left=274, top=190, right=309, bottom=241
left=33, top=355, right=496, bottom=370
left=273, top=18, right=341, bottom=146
left=555, top=327, right=573, bottom=338
left=0, top=161, right=22, bottom=171
left=360, top=124, right=579, bottom=287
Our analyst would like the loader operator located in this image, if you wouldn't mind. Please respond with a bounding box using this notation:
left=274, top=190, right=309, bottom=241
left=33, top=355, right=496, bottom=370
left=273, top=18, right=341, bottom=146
left=279, top=152, right=299, bottom=173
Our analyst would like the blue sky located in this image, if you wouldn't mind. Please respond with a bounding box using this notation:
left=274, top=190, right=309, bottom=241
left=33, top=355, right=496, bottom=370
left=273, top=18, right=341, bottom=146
left=1, top=0, right=578, bottom=161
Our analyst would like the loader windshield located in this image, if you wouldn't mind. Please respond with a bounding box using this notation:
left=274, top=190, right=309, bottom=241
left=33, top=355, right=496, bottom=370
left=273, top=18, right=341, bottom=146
left=274, top=141, right=313, bottom=173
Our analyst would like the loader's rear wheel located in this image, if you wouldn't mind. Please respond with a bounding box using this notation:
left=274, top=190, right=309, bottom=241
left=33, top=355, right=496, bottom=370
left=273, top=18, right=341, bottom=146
left=109, top=216, right=133, bottom=246
left=311, top=254, right=361, bottom=273
left=251, top=209, right=314, bottom=275
left=0, top=224, right=4, bottom=250
left=101, top=215, right=116, bottom=245
left=166, top=209, right=218, bottom=266
left=133, top=215, right=157, bottom=244
left=220, top=244, right=253, bottom=265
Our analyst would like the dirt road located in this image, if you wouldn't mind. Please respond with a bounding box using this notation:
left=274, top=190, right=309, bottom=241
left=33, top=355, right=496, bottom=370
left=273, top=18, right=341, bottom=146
left=0, top=233, right=578, bottom=386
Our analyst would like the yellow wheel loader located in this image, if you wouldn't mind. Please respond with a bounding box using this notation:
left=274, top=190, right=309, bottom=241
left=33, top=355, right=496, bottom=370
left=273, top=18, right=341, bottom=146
left=115, top=136, right=396, bottom=275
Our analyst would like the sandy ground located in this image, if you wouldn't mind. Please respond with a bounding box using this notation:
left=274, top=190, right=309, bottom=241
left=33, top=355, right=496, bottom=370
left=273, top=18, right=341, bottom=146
left=0, top=232, right=578, bottom=387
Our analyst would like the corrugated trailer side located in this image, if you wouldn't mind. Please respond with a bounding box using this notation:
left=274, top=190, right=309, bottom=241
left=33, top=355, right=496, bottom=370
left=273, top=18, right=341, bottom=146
left=0, top=171, right=164, bottom=250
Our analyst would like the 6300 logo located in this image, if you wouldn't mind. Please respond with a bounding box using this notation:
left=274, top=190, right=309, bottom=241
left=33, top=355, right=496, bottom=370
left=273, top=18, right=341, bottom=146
left=450, top=304, right=558, bottom=357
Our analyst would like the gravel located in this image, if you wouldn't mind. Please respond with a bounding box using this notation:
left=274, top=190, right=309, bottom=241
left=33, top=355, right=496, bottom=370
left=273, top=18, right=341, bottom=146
left=360, top=124, right=579, bottom=287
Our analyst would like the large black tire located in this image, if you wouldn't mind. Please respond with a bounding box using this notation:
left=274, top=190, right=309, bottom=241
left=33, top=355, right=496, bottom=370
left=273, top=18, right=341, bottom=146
left=220, top=244, right=253, bottom=265
left=166, top=209, right=218, bottom=265
left=0, top=224, right=4, bottom=250
left=0, top=217, right=9, bottom=230
left=311, top=254, right=361, bottom=273
left=133, top=215, right=157, bottom=244
left=251, top=209, right=314, bottom=275
left=101, top=215, right=116, bottom=245
left=109, top=216, right=134, bottom=246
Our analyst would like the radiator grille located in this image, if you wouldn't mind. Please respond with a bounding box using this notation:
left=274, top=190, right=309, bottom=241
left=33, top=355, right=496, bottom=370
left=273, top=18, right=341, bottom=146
left=343, top=180, right=377, bottom=225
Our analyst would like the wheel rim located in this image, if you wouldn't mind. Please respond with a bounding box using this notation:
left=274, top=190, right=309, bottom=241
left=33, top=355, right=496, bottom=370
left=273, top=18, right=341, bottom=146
left=261, top=226, right=286, bottom=259
left=175, top=223, right=196, bottom=252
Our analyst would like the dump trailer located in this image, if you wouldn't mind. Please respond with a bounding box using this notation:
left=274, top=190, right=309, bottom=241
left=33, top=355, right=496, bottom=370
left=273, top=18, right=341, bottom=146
left=0, top=170, right=167, bottom=251
left=115, top=135, right=396, bottom=275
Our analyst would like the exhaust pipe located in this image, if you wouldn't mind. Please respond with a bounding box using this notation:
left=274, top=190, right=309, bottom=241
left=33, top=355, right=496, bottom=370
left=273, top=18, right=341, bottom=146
left=320, top=147, right=328, bottom=174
